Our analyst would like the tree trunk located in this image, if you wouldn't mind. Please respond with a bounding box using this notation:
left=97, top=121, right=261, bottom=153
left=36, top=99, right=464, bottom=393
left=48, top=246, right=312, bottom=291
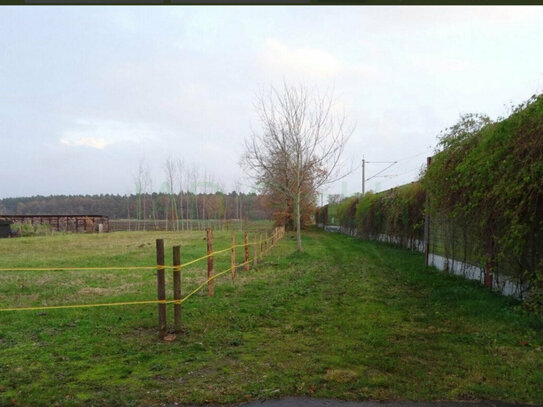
left=142, top=194, right=146, bottom=231
left=295, top=193, right=302, bottom=252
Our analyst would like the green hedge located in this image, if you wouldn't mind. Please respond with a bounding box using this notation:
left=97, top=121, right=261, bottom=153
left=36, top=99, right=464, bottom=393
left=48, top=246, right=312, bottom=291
left=424, top=94, right=543, bottom=313
left=316, top=183, right=425, bottom=247
left=337, top=196, right=359, bottom=232
left=316, top=93, right=543, bottom=313
left=354, top=183, right=425, bottom=246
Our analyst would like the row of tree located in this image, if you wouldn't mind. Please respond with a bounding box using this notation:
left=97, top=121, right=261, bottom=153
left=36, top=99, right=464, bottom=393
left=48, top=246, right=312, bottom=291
left=1, top=155, right=276, bottom=228
left=0, top=192, right=272, bottom=223
left=132, top=158, right=252, bottom=230
left=3, top=83, right=352, bottom=241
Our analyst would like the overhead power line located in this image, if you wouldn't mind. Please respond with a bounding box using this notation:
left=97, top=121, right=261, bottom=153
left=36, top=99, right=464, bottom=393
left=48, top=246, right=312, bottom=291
left=365, top=161, right=398, bottom=182
left=361, top=149, right=431, bottom=194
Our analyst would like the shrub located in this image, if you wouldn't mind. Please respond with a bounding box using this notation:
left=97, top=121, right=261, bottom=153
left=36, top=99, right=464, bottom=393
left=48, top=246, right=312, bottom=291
left=11, top=222, right=52, bottom=237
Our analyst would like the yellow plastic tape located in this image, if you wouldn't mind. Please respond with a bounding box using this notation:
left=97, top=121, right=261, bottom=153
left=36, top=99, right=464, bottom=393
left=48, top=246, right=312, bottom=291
left=0, top=232, right=282, bottom=312
left=0, top=246, right=234, bottom=272
left=0, top=233, right=282, bottom=273
left=0, top=260, right=251, bottom=312
left=0, top=265, right=158, bottom=272
left=176, top=259, right=250, bottom=304
left=0, top=299, right=165, bottom=312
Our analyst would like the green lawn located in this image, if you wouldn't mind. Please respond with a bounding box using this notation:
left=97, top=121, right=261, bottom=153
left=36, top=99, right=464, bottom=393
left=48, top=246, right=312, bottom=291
left=0, top=228, right=542, bottom=406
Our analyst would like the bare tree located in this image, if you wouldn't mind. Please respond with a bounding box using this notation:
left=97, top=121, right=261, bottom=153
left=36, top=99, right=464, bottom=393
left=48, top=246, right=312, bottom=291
left=187, top=165, right=198, bottom=231
left=134, top=158, right=146, bottom=231
left=134, top=157, right=152, bottom=231
left=176, top=159, right=185, bottom=231
left=148, top=171, right=159, bottom=230
left=141, top=159, right=152, bottom=230
left=243, top=82, right=353, bottom=251
left=190, top=165, right=201, bottom=230
left=164, top=157, right=179, bottom=231
left=233, top=180, right=242, bottom=220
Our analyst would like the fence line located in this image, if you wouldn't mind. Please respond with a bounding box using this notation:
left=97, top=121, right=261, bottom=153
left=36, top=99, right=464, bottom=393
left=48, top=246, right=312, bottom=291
left=108, top=219, right=271, bottom=233
left=0, top=237, right=277, bottom=273
left=0, top=259, right=251, bottom=313
left=0, top=227, right=285, bottom=319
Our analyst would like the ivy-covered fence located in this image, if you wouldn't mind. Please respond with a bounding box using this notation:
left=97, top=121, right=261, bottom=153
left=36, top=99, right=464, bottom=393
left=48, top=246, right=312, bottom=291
left=424, top=94, right=543, bottom=312
left=316, top=94, right=543, bottom=313
left=315, top=182, right=425, bottom=249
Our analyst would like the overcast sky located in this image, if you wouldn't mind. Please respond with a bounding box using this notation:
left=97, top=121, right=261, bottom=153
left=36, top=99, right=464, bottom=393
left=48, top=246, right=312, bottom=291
left=1, top=6, right=543, bottom=200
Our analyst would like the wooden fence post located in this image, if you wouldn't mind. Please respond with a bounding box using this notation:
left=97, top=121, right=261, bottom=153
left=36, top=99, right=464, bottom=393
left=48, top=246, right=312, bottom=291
left=173, top=245, right=181, bottom=333
left=156, top=239, right=167, bottom=338
left=253, top=234, right=258, bottom=268
left=244, top=232, right=249, bottom=271
left=207, top=228, right=214, bottom=297
left=231, top=233, right=236, bottom=282
left=258, top=233, right=264, bottom=262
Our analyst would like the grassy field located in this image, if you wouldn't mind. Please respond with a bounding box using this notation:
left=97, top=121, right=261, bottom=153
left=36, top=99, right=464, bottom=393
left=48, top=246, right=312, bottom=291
left=0, top=228, right=542, bottom=406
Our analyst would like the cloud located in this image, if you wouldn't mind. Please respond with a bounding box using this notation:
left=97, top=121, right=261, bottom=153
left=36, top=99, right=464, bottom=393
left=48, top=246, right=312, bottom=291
left=3, top=7, right=543, bottom=198
left=259, top=39, right=375, bottom=81
left=60, top=136, right=110, bottom=149
left=59, top=119, right=159, bottom=149
left=262, top=39, right=341, bottom=78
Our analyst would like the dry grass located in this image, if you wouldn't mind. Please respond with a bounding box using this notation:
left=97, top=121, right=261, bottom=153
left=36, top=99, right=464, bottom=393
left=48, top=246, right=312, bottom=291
left=0, top=229, right=269, bottom=309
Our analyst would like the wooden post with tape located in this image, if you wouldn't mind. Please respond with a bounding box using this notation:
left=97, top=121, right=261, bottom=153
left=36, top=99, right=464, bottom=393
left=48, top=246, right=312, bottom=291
left=231, top=233, right=236, bottom=282
left=253, top=234, right=258, bottom=268
left=244, top=231, right=250, bottom=271
left=173, top=245, right=181, bottom=333
left=258, top=233, right=264, bottom=262
left=207, top=228, right=214, bottom=297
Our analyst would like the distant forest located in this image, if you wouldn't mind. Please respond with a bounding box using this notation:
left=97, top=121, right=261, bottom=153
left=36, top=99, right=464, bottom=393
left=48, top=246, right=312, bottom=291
left=0, top=192, right=273, bottom=221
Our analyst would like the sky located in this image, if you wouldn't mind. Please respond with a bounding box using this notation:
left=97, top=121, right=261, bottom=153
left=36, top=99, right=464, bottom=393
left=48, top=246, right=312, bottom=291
left=1, top=6, right=543, bottom=201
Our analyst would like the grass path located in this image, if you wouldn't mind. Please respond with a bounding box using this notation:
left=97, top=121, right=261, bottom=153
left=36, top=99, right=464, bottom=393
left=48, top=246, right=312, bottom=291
left=0, top=229, right=542, bottom=406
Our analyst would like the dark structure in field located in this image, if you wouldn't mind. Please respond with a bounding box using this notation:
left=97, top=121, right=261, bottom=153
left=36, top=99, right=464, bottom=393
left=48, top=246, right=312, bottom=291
left=0, top=219, right=12, bottom=238
left=0, top=215, right=110, bottom=234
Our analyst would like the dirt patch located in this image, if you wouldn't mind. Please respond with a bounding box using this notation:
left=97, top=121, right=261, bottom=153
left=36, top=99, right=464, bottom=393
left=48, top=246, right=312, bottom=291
left=324, top=369, right=358, bottom=383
